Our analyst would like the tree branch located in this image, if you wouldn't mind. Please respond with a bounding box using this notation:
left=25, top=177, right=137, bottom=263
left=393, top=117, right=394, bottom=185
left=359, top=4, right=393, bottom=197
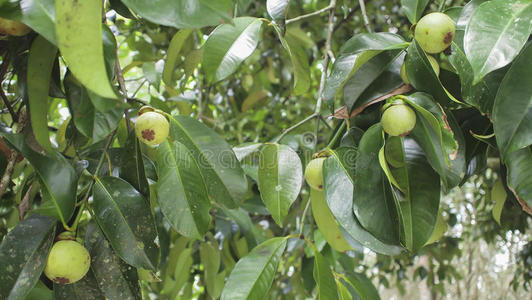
left=358, top=0, right=373, bottom=32
left=286, top=4, right=333, bottom=25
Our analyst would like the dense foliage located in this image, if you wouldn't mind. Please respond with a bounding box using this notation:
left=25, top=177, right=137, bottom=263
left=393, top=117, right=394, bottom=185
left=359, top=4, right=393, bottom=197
left=0, top=0, right=531, bottom=299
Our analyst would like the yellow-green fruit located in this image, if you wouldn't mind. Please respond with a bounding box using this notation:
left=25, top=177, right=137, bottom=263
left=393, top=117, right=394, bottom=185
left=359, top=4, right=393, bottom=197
left=44, top=240, right=91, bottom=284
left=381, top=104, right=417, bottom=137
left=310, top=188, right=352, bottom=252
left=135, top=111, right=169, bottom=146
left=414, top=12, right=455, bottom=54
left=0, top=17, right=31, bottom=36
left=304, top=157, right=326, bottom=190
left=400, top=55, right=440, bottom=84
left=425, top=213, right=447, bottom=245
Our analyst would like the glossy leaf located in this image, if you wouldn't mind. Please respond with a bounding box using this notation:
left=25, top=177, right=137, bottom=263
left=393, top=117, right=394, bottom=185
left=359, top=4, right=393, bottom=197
left=464, top=0, right=532, bottom=84
left=338, top=272, right=381, bottom=300
left=323, top=148, right=404, bottom=255
left=258, top=143, right=302, bottom=226
left=27, top=35, right=57, bottom=154
left=384, top=138, right=441, bottom=251
left=55, top=0, right=117, bottom=99
left=267, top=0, right=289, bottom=25
left=491, top=179, right=507, bottom=225
left=53, top=271, right=104, bottom=300
left=0, top=215, right=56, bottom=300
left=505, top=147, right=532, bottom=214
left=169, top=116, right=247, bottom=208
left=400, top=0, right=429, bottom=24
left=120, top=0, right=232, bottom=28
left=323, top=33, right=407, bottom=109
left=85, top=222, right=142, bottom=300
left=156, top=141, right=211, bottom=238
left=274, top=26, right=311, bottom=95
left=120, top=131, right=149, bottom=196
left=309, top=242, right=338, bottom=300
left=0, top=0, right=56, bottom=44
left=404, top=41, right=460, bottom=106
left=221, top=237, right=287, bottom=300
left=203, top=17, right=263, bottom=82
left=492, top=42, right=532, bottom=157
left=163, top=29, right=193, bottom=88
left=2, top=134, right=77, bottom=224
left=353, top=124, right=400, bottom=245
left=92, top=176, right=158, bottom=270
left=64, top=73, right=123, bottom=142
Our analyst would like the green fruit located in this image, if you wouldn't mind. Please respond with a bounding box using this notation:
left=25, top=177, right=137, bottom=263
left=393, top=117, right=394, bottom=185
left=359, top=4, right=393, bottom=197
left=414, top=12, right=455, bottom=54
left=44, top=240, right=91, bottom=284
left=0, top=17, right=31, bottom=36
left=400, top=55, right=440, bottom=84
left=310, top=188, right=352, bottom=252
left=135, top=111, right=169, bottom=146
left=304, top=157, right=326, bottom=190
left=381, top=103, right=417, bottom=137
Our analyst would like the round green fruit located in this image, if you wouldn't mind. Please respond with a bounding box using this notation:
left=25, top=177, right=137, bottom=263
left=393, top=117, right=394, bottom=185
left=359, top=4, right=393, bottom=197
left=304, top=157, right=326, bottom=190
left=381, top=103, right=416, bottom=137
left=135, top=111, right=169, bottom=146
left=414, top=12, right=455, bottom=54
left=0, top=18, right=31, bottom=36
left=400, top=55, right=440, bottom=84
left=44, top=240, right=91, bottom=285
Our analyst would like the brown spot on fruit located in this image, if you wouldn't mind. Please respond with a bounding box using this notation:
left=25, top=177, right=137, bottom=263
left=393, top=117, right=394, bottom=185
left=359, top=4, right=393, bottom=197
left=444, top=32, right=453, bottom=44
left=54, top=277, right=71, bottom=284
left=142, top=129, right=155, bottom=141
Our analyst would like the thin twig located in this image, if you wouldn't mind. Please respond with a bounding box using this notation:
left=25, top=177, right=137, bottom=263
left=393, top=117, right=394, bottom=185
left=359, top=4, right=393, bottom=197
left=18, top=182, right=37, bottom=220
left=286, top=5, right=333, bottom=25
left=0, top=89, right=17, bottom=123
left=115, top=55, right=131, bottom=132
left=0, top=150, right=16, bottom=200
left=333, top=4, right=361, bottom=32
left=274, top=113, right=317, bottom=143
left=358, top=0, right=373, bottom=32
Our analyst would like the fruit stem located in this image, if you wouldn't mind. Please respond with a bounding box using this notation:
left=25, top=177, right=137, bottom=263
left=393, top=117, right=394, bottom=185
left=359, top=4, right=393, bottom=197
left=69, top=130, right=117, bottom=233
left=297, top=195, right=312, bottom=237
left=326, top=120, right=347, bottom=149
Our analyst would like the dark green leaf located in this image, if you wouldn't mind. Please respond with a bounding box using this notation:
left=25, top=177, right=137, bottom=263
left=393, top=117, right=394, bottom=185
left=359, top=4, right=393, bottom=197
left=339, top=272, right=381, bottom=300
left=121, top=0, right=232, bottom=28
left=85, top=222, right=142, bottom=300
left=2, top=134, right=77, bottom=224
left=53, top=271, right=104, bottom=300
left=464, top=0, right=532, bottom=84
left=203, top=17, right=263, bottom=82
left=221, top=237, right=287, bottom=300
left=353, top=124, right=400, bottom=245
left=92, top=176, right=158, bottom=270
left=120, top=131, right=149, bottom=196
left=493, top=42, right=532, bottom=158
left=309, top=242, right=338, bottom=300
left=400, top=0, right=429, bottom=24
left=156, top=141, right=211, bottom=238
left=258, top=143, right=302, bottom=226
left=506, top=147, right=532, bottom=212
left=27, top=35, right=57, bottom=154
left=55, top=0, right=117, bottom=99
left=323, top=148, right=404, bottom=255
left=169, top=116, right=247, bottom=208
left=0, top=215, right=56, bottom=300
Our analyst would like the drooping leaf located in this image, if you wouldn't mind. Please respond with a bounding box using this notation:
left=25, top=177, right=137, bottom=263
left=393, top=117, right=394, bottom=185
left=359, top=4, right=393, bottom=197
left=267, top=0, right=289, bottom=26
left=323, top=148, right=404, bottom=255
left=64, top=73, right=123, bottom=143
left=120, top=0, right=232, bottom=28
left=505, top=147, right=532, bottom=214
left=338, top=272, right=381, bottom=300
left=0, top=215, right=56, bottom=300
left=85, top=222, right=142, bottom=300
left=272, top=26, right=311, bottom=95
left=169, top=116, right=248, bottom=208
left=491, top=179, right=507, bottom=225
left=492, top=42, right=532, bottom=158
left=382, top=137, right=441, bottom=251
left=308, top=242, right=338, bottom=300
left=163, top=29, right=193, bottom=88
left=0, top=0, right=56, bottom=44
left=353, top=124, right=400, bottom=245
left=2, top=133, right=77, bottom=224
left=404, top=41, right=460, bottom=106
left=203, top=17, right=263, bottom=82
left=400, top=0, right=430, bottom=24
left=221, top=237, right=287, bottom=300
left=27, top=35, right=57, bottom=154
left=200, top=241, right=224, bottom=299
left=464, top=0, right=532, bottom=84
left=258, top=143, right=302, bottom=226
left=156, top=141, right=211, bottom=238
left=120, top=131, right=149, bottom=196
left=55, top=0, right=117, bottom=99
left=222, top=207, right=267, bottom=248
left=92, top=176, right=159, bottom=270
